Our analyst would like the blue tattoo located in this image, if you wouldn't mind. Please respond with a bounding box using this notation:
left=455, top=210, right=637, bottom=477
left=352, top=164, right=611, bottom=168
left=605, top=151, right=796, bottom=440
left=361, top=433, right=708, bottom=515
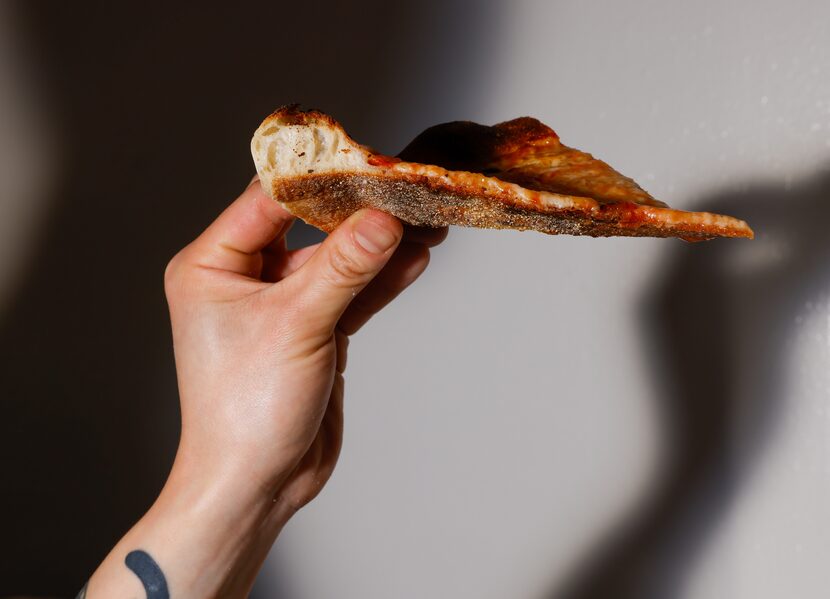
left=125, top=550, right=170, bottom=599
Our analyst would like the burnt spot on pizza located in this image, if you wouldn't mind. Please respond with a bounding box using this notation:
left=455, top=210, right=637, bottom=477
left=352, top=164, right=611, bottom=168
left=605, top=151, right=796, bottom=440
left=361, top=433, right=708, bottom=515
left=397, top=117, right=559, bottom=171
left=396, top=116, right=665, bottom=208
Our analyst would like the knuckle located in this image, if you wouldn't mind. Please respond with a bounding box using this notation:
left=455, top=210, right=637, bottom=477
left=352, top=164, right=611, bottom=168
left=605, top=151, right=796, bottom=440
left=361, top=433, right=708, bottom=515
left=340, top=305, right=374, bottom=336
left=344, top=294, right=374, bottom=324
left=163, top=253, right=183, bottom=297
left=326, top=245, right=367, bottom=287
left=163, top=247, right=194, bottom=300
left=413, top=243, right=431, bottom=264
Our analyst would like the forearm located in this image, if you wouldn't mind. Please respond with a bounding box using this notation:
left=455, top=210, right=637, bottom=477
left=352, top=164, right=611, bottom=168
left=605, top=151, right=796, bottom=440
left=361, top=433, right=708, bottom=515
left=84, top=457, right=294, bottom=598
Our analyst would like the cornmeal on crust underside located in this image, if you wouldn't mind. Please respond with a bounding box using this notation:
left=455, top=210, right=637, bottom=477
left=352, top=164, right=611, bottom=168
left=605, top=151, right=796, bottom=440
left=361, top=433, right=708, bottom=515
left=250, top=105, right=753, bottom=241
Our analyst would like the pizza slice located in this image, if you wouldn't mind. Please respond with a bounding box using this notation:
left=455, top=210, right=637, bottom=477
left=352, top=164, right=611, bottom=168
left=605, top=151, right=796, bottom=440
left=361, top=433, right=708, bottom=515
left=251, top=105, right=752, bottom=241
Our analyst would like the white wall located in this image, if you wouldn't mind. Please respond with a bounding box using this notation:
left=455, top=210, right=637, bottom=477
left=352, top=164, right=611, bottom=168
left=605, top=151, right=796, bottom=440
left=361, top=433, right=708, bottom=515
left=257, top=1, right=830, bottom=598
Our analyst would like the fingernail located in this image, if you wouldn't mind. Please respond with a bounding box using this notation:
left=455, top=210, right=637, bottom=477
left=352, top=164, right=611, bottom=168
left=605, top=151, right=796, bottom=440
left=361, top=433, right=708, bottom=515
left=354, top=216, right=398, bottom=254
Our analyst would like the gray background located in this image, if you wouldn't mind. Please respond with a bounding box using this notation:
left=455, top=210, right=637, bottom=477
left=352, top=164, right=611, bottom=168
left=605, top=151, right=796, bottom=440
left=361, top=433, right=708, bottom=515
left=1, top=1, right=829, bottom=598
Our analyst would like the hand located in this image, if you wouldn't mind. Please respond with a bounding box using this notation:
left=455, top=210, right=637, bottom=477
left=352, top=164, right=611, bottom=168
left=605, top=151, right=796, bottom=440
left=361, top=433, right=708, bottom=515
left=165, top=177, right=445, bottom=509
left=85, top=178, right=447, bottom=598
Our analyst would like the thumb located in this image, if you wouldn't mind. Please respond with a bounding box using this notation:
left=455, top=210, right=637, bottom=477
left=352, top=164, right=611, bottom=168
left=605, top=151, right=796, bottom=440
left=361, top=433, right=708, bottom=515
left=284, top=209, right=403, bottom=335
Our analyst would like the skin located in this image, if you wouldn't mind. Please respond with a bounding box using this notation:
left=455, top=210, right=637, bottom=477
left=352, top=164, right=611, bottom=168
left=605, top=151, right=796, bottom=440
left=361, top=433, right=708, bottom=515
left=84, top=178, right=448, bottom=598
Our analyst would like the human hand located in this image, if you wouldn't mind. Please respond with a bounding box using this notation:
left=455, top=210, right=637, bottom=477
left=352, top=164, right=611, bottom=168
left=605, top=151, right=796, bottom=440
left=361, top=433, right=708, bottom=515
left=85, top=178, right=446, bottom=598
left=164, top=177, right=445, bottom=510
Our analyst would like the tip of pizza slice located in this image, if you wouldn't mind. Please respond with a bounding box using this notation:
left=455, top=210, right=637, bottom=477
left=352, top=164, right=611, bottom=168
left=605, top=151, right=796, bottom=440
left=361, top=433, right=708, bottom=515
left=251, top=105, right=753, bottom=241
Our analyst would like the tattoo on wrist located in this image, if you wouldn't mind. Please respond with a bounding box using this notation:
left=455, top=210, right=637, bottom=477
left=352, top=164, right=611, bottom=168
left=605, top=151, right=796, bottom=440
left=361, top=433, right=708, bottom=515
left=125, top=549, right=170, bottom=599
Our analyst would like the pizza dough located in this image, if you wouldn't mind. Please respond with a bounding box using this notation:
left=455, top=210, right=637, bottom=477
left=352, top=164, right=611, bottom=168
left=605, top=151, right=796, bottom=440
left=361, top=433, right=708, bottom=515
left=251, top=105, right=752, bottom=241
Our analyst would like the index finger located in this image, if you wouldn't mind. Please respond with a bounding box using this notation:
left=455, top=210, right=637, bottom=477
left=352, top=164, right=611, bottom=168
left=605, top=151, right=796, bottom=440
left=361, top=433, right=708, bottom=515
left=188, top=177, right=294, bottom=275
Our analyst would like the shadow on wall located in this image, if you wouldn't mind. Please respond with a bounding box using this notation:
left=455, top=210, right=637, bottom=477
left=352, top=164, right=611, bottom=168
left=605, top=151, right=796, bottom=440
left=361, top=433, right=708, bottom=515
left=14, top=2, right=827, bottom=597
left=551, top=166, right=830, bottom=599
left=0, top=2, right=500, bottom=597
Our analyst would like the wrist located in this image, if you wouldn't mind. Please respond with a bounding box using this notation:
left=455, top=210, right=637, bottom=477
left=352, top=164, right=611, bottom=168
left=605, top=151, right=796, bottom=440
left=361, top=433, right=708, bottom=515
left=87, top=448, right=294, bottom=599
left=149, top=455, right=294, bottom=596
left=161, top=444, right=296, bottom=533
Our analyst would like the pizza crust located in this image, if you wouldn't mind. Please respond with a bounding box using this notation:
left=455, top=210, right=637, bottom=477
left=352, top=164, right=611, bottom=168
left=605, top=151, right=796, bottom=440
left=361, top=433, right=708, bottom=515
left=251, top=105, right=753, bottom=240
